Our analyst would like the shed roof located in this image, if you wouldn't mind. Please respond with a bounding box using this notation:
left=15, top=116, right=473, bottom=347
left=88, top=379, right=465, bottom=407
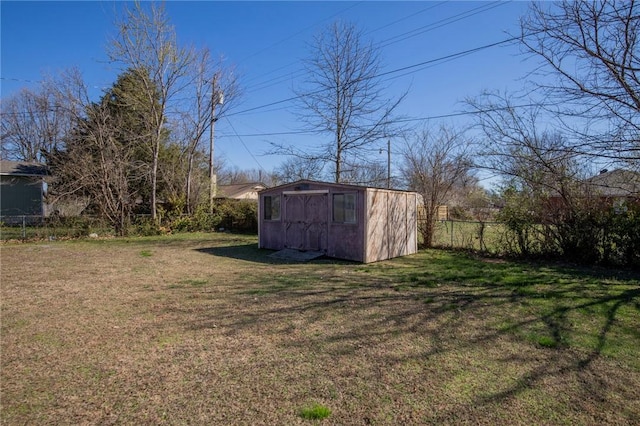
left=260, top=179, right=416, bottom=194
left=0, top=160, right=48, bottom=177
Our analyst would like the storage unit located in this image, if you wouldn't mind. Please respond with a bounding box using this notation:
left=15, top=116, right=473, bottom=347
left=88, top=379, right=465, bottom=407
left=258, top=180, right=418, bottom=263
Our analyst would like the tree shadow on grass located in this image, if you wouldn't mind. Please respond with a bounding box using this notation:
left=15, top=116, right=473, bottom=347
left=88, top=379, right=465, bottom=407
left=169, top=248, right=640, bottom=422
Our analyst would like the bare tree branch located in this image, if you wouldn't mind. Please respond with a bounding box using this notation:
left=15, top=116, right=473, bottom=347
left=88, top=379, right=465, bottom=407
left=521, top=0, right=640, bottom=164
left=288, top=20, right=407, bottom=183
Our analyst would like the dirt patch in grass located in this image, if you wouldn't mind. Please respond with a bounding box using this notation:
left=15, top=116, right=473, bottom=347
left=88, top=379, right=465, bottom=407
left=2, top=234, right=639, bottom=424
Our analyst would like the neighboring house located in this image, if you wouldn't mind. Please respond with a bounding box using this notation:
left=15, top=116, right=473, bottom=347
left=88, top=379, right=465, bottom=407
left=0, top=160, right=48, bottom=220
left=258, top=180, right=418, bottom=263
left=585, top=169, right=640, bottom=200
left=216, top=182, right=267, bottom=200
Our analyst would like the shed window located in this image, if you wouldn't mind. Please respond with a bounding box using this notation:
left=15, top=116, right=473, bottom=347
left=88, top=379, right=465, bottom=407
left=263, top=195, right=281, bottom=220
left=333, top=193, right=356, bottom=223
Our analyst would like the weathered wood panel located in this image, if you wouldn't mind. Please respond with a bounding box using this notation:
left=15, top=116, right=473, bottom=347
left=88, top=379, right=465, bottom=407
left=388, top=192, right=408, bottom=258
left=305, top=194, right=328, bottom=251
left=284, top=194, right=305, bottom=250
left=364, top=189, right=418, bottom=263
left=258, top=180, right=417, bottom=263
left=365, top=190, right=388, bottom=262
left=326, top=189, right=365, bottom=262
left=283, top=193, right=328, bottom=252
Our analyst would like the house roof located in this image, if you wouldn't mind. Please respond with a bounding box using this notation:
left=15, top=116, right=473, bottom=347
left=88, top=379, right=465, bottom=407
left=585, top=169, right=640, bottom=197
left=0, top=160, right=48, bottom=177
left=216, top=182, right=267, bottom=199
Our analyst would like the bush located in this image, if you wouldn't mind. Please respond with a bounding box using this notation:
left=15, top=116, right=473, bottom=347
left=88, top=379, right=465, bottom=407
left=162, top=199, right=258, bottom=234
left=497, top=189, right=640, bottom=267
left=131, top=216, right=162, bottom=236
left=496, top=188, right=539, bottom=257
left=602, top=201, right=640, bottom=268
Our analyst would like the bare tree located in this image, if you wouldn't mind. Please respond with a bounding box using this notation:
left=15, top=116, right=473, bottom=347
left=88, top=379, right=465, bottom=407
left=467, top=91, right=608, bottom=259
left=339, top=159, right=390, bottom=188
left=273, top=156, right=326, bottom=184
left=401, top=125, right=473, bottom=248
left=289, top=21, right=406, bottom=183
left=521, top=0, right=640, bottom=165
left=467, top=91, right=584, bottom=198
left=172, top=49, right=240, bottom=213
left=0, top=77, right=74, bottom=163
left=109, top=1, right=196, bottom=220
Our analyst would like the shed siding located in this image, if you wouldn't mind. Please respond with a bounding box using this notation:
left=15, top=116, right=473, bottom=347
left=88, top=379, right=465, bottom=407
left=388, top=191, right=408, bottom=258
left=365, top=189, right=388, bottom=261
left=407, top=195, right=418, bottom=255
left=258, top=180, right=417, bottom=263
left=259, top=220, right=282, bottom=250
left=364, top=189, right=418, bottom=263
left=283, top=192, right=329, bottom=252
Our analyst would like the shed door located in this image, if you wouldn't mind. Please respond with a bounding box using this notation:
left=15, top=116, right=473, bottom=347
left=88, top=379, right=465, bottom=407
left=284, top=193, right=328, bottom=252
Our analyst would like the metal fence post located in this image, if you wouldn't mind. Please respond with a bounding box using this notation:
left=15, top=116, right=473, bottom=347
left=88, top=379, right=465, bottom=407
left=450, top=220, right=454, bottom=248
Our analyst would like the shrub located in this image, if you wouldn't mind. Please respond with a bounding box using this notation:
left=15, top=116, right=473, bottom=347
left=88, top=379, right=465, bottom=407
left=497, top=186, right=640, bottom=267
left=131, top=216, right=162, bottom=236
left=602, top=201, right=640, bottom=267
left=162, top=199, right=258, bottom=234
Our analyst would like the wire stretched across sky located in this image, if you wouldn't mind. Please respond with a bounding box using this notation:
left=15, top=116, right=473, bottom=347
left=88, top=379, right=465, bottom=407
left=241, top=1, right=509, bottom=98
left=225, top=33, right=524, bottom=119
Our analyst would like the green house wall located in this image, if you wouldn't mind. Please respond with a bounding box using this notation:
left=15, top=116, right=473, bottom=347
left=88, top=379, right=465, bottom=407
left=0, top=176, right=44, bottom=216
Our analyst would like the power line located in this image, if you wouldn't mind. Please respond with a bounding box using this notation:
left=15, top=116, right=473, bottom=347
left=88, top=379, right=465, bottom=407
left=377, top=1, right=508, bottom=48
left=394, top=103, right=545, bottom=123
left=364, top=2, right=447, bottom=36
left=223, top=117, right=268, bottom=174
left=0, top=77, right=41, bottom=84
left=236, top=1, right=364, bottom=65
left=226, top=34, right=523, bottom=118
left=218, top=130, right=313, bottom=138
left=217, top=103, right=547, bottom=139
left=240, top=1, right=507, bottom=101
left=3, top=2, right=515, bottom=118
left=3, top=35, right=528, bottom=121
left=377, top=36, right=521, bottom=80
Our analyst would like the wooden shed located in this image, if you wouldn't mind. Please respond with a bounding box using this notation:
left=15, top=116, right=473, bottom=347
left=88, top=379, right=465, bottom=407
left=258, top=180, right=418, bottom=263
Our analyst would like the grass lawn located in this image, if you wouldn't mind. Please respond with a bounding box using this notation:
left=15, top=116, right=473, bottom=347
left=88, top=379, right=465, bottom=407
left=2, top=233, right=639, bottom=425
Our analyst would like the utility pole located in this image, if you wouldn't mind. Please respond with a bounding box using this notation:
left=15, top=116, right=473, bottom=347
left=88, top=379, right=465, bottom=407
left=209, top=75, right=224, bottom=214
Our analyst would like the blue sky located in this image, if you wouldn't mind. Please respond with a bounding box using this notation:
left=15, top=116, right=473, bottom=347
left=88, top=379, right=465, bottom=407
left=1, top=1, right=536, bottom=178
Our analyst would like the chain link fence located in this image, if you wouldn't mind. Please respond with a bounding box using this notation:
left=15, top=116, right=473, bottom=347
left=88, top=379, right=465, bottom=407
left=0, top=215, right=114, bottom=241
left=3, top=214, right=505, bottom=252
left=1, top=207, right=258, bottom=241
left=427, top=219, right=506, bottom=253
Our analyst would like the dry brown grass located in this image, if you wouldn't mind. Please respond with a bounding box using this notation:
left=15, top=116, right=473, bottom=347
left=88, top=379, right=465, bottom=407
left=2, top=233, right=639, bottom=425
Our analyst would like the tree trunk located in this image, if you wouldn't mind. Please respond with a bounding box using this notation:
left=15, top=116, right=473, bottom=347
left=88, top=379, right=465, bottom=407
left=185, top=155, right=194, bottom=214
left=420, top=203, right=436, bottom=248
left=151, top=143, right=159, bottom=221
